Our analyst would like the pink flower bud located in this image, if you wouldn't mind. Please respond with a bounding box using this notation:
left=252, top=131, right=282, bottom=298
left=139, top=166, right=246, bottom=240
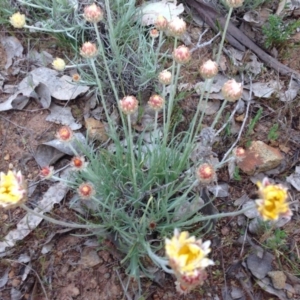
left=199, top=60, right=218, bottom=79
left=232, top=147, right=246, bottom=162
left=77, top=182, right=95, bottom=200
left=168, top=17, right=186, bottom=37
left=158, top=70, right=172, bottom=85
left=155, top=15, right=168, bottom=31
left=83, top=3, right=104, bottom=23
left=172, top=45, right=191, bottom=64
left=226, top=0, right=244, bottom=8
left=72, top=73, right=81, bottom=82
left=196, top=163, right=216, bottom=184
left=56, top=126, right=74, bottom=142
left=148, top=94, right=165, bottom=111
left=40, top=166, right=54, bottom=179
left=70, top=156, right=88, bottom=171
left=222, top=79, right=243, bottom=102
left=80, top=42, right=98, bottom=58
left=119, top=96, right=139, bottom=115
left=150, top=28, right=159, bottom=38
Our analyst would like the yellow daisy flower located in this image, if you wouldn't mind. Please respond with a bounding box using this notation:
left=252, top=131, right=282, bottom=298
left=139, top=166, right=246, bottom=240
left=165, top=229, right=214, bottom=276
left=0, top=170, right=27, bottom=209
left=256, top=178, right=291, bottom=221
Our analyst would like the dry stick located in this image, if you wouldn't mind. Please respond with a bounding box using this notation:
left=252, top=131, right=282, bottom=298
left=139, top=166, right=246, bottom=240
left=186, top=0, right=300, bottom=80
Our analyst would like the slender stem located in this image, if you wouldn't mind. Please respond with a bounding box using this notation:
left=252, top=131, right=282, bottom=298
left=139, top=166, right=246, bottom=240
left=188, top=78, right=210, bottom=145
left=20, top=204, right=104, bottom=229
left=154, top=111, right=158, bottom=143
left=127, top=114, right=137, bottom=195
left=24, top=25, right=75, bottom=33
left=211, top=100, right=228, bottom=129
left=215, top=7, right=233, bottom=65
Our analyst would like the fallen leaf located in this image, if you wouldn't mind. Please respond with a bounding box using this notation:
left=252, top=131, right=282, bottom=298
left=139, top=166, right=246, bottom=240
left=0, top=36, right=23, bottom=69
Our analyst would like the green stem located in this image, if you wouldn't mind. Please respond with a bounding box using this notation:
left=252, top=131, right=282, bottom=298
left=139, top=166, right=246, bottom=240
left=20, top=204, right=104, bottom=229
left=154, top=111, right=158, bottom=143
left=216, top=7, right=233, bottom=65
left=24, top=25, right=75, bottom=33
left=127, top=114, right=137, bottom=196
left=211, top=100, right=228, bottom=129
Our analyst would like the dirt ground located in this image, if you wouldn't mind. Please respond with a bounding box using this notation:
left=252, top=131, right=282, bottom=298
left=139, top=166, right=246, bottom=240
left=1, top=5, right=300, bottom=300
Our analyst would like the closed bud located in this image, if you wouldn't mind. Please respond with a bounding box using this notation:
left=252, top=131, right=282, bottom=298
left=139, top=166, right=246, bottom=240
left=56, top=126, right=74, bottom=142
left=168, top=17, right=186, bottom=37
left=150, top=28, right=159, bottom=38
left=84, top=3, right=104, bottom=23
left=158, top=70, right=172, bottom=85
left=148, top=94, right=165, bottom=111
left=80, top=42, right=98, bottom=58
left=78, top=182, right=95, bottom=200
left=119, top=96, right=139, bottom=115
left=199, top=60, right=218, bottom=79
left=52, top=57, right=66, bottom=71
left=10, top=12, right=26, bottom=29
left=222, top=79, right=243, bottom=102
left=172, top=45, right=191, bottom=64
left=155, top=15, right=168, bottom=31
left=226, top=0, right=244, bottom=8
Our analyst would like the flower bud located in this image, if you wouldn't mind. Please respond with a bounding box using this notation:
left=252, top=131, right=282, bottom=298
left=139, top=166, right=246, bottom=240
left=80, top=42, right=98, bottom=59
left=232, top=147, right=246, bottom=162
left=77, top=182, right=95, bottom=200
left=199, top=60, right=218, bottom=79
left=119, top=96, right=139, bottom=115
left=158, top=70, right=172, bottom=85
left=150, top=28, right=159, bottom=38
left=172, top=45, right=191, bottom=64
left=155, top=15, right=168, bottom=31
left=72, top=73, right=81, bottom=82
left=52, top=57, right=66, bottom=71
left=148, top=94, right=165, bottom=111
left=168, top=17, right=186, bottom=37
left=83, top=3, right=104, bottom=23
left=70, top=156, right=88, bottom=171
left=226, top=0, right=244, bottom=8
left=40, top=166, right=54, bottom=179
left=10, top=12, right=26, bottom=28
left=56, top=126, right=74, bottom=142
left=222, top=79, right=243, bottom=102
left=196, top=163, right=216, bottom=184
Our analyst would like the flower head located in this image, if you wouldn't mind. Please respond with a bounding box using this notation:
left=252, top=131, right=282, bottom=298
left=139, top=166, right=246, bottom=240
left=226, top=0, right=244, bottom=8
left=155, top=15, right=168, bottom=31
left=70, top=156, right=88, bottom=171
left=56, top=126, right=74, bottom=142
left=80, top=42, right=98, bottom=59
left=150, top=28, right=159, bottom=39
left=119, top=96, right=139, bottom=115
left=0, top=170, right=27, bottom=209
left=10, top=12, right=26, bottom=29
left=196, top=163, right=216, bottom=185
left=232, top=147, right=246, bottom=162
left=199, top=60, right=218, bottom=79
left=40, top=166, right=54, bottom=179
left=78, top=182, right=95, bottom=200
left=148, top=94, right=165, bottom=111
left=158, top=70, right=172, bottom=85
left=256, top=178, right=291, bottom=221
left=172, top=45, right=191, bottom=64
left=222, top=79, right=243, bottom=102
left=52, top=57, right=66, bottom=71
left=72, top=73, right=81, bottom=82
left=83, top=3, right=104, bottom=23
left=168, top=17, right=186, bottom=37
left=165, top=229, right=214, bottom=277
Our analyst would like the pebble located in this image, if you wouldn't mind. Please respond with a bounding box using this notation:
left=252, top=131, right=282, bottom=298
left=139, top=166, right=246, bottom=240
left=104, top=272, right=111, bottom=279
left=8, top=163, right=13, bottom=169
left=268, top=271, right=287, bottom=289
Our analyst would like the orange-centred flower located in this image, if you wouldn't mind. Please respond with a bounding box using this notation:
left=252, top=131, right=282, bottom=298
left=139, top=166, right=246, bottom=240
left=165, top=229, right=214, bottom=276
left=256, top=178, right=291, bottom=221
left=0, top=170, right=27, bottom=209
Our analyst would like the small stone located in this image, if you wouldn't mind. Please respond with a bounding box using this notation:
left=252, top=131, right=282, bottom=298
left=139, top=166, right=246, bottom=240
left=238, top=141, right=283, bottom=175
left=104, top=272, right=111, bottom=279
left=80, top=248, right=102, bottom=267
left=4, top=153, right=10, bottom=161
left=268, top=271, right=287, bottom=289
left=8, top=163, right=14, bottom=169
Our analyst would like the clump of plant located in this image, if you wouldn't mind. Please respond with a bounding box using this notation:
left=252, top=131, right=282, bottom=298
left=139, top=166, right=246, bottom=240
left=262, top=14, right=300, bottom=48
left=2, top=0, right=293, bottom=296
